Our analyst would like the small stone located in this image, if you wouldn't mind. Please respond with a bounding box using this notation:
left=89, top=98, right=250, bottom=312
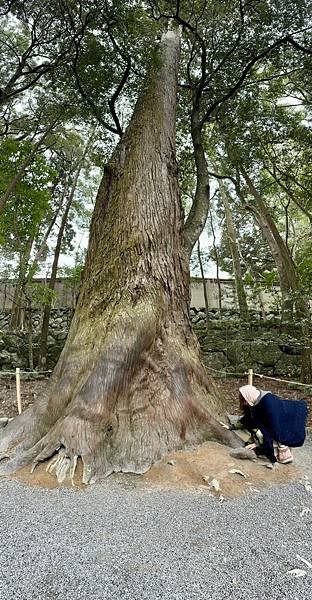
left=229, top=448, right=256, bottom=461
left=210, top=478, right=221, bottom=492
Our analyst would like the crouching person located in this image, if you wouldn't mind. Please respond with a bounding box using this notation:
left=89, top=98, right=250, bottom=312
left=238, top=385, right=308, bottom=465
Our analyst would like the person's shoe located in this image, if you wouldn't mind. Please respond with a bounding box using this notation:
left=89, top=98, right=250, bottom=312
left=278, top=446, right=293, bottom=464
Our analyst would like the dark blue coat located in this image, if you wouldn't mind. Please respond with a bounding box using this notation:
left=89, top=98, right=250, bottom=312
left=242, top=393, right=308, bottom=463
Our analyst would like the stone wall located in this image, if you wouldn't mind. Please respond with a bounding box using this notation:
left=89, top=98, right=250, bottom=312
left=191, top=309, right=302, bottom=379
left=0, top=307, right=304, bottom=378
left=0, top=308, right=73, bottom=371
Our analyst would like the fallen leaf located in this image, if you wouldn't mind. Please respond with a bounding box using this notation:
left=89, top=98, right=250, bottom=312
left=229, top=468, right=248, bottom=479
left=287, top=569, right=306, bottom=578
left=296, top=555, right=312, bottom=570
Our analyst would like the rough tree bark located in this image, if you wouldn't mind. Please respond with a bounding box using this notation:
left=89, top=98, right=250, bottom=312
left=218, top=180, right=249, bottom=320
left=0, top=29, right=242, bottom=483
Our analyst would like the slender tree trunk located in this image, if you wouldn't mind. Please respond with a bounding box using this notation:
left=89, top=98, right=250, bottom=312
left=27, top=298, right=34, bottom=371
left=31, top=196, right=65, bottom=268
left=183, top=104, right=210, bottom=255
left=219, top=180, right=249, bottom=320
left=264, top=165, right=312, bottom=228
left=258, top=290, right=266, bottom=320
left=38, top=129, right=95, bottom=368
left=0, top=30, right=242, bottom=483
left=209, top=211, right=222, bottom=315
left=0, top=123, right=55, bottom=211
left=240, top=166, right=297, bottom=318
left=197, top=240, right=210, bottom=329
left=10, top=239, right=33, bottom=330
left=37, top=195, right=73, bottom=369
left=240, top=167, right=312, bottom=382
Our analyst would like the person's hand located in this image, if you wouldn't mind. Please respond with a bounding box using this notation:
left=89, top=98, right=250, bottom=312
left=245, top=443, right=256, bottom=450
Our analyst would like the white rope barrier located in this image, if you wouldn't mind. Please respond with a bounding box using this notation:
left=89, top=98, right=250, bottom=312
left=0, top=369, right=52, bottom=375
left=253, top=372, right=312, bottom=388
left=0, top=364, right=310, bottom=417
left=203, top=364, right=312, bottom=388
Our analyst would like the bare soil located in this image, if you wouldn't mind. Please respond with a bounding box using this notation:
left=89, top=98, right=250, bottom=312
left=0, top=377, right=48, bottom=418
left=141, top=440, right=304, bottom=497
left=12, top=437, right=310, bottom=499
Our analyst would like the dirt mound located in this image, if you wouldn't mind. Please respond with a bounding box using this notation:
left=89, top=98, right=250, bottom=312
left=141, top=441, right=301, bottom=498
left=6, top=439, right=310, bottom=498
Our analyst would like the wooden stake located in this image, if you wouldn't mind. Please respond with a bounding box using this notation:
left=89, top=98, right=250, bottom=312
left=248, top=368, right=253, bottom=386
left=16, top=367, right=22, bottom=414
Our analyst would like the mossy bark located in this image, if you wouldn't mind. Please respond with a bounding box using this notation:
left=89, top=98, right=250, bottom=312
left=0, top=30, right=242, bottom=483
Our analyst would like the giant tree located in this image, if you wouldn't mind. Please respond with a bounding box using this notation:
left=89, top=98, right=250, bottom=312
left=0, top=29, right=241, bottom=483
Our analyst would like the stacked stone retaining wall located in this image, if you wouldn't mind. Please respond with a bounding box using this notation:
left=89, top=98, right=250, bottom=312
left=0, top=307, right=304, bottom=378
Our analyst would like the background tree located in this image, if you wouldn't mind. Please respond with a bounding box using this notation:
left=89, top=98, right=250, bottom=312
left=0, top=137, right=55, bottom=328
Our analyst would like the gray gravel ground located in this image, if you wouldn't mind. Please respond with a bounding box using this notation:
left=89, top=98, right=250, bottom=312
left=0, top=474, right=312, bottom=600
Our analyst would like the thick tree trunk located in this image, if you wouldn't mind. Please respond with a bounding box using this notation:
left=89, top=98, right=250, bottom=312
left=0, top=30, right=242, bottom=483
left=219, top=181, right=249, bottom=320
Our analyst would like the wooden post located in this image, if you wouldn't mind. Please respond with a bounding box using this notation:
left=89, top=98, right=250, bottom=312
left=16, top=367, right=22, bottom=414
left=248, top=368, right=253, bottom=386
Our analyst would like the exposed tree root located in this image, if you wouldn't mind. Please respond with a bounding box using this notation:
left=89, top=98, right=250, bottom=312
left=0, top=370, right=242, bottom=484
left=0, top=305, right=244, bottom=484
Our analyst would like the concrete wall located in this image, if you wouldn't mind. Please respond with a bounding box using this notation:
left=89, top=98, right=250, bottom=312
left=0, top=278, right=281, bottom=313
left=190, top=279, right=280, bottom=313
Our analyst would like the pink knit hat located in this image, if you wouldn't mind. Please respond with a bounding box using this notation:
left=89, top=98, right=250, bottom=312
left=239, top=385, right=260, bottom=406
